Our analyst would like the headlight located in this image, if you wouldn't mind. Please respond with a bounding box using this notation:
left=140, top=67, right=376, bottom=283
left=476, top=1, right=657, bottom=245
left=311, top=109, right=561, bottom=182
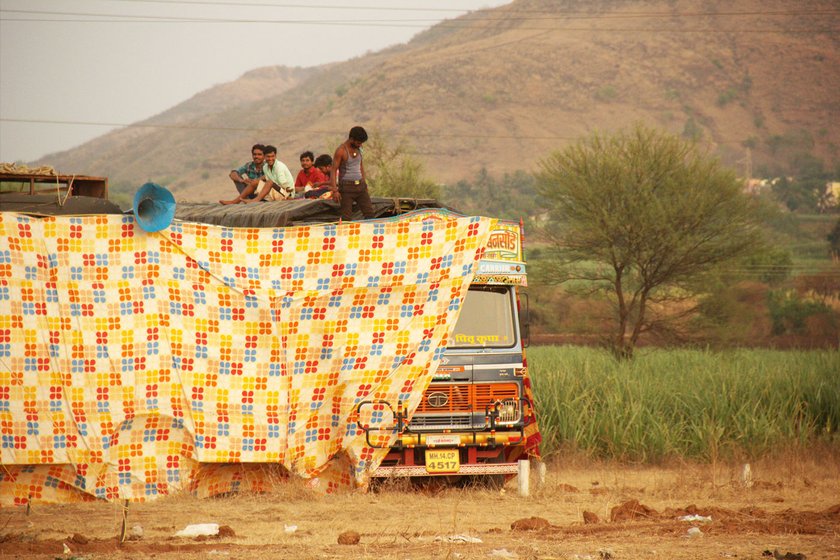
left=497, top=399, right=519, bottom=424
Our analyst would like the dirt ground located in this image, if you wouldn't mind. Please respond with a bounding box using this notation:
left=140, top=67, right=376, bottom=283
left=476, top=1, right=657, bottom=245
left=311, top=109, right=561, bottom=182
left=2, top=455, right=838, bottom=560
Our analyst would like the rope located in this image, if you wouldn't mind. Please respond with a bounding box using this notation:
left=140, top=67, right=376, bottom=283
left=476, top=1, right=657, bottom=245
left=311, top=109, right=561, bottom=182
left=0, top=162, right=57, bottom=176
left=1, top=162, right=73, bottom=203
left=60, top=175, right=76, bottom=206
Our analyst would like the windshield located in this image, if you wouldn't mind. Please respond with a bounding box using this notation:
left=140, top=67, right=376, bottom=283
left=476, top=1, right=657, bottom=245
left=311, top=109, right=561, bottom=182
left=449, top=286, right=516, bottom=348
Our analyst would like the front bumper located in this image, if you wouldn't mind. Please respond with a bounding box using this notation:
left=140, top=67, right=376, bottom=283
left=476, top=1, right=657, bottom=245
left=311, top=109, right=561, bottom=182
left=372, top=461, right=520, bottom=478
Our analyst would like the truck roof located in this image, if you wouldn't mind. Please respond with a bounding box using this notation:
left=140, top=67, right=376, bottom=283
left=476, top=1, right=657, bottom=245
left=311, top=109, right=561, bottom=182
left=174, top=197, right=451, bottom=228
left=0, top=193, right=122, bottom=216
left=0, top=194, right=450, bottom=227
left=1, top=193, right=526, bottom=283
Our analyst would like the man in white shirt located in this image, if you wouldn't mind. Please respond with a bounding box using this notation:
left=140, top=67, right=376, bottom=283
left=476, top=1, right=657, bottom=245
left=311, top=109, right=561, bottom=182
left=247, top=145, right=295, bottom=203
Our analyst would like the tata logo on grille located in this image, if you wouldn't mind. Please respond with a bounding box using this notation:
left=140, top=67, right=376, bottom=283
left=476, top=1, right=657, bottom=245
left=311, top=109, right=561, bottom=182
left=426, top=392, right=449, bottom=408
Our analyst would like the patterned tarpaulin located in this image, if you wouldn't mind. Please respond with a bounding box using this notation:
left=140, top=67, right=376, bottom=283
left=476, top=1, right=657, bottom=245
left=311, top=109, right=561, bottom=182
left=0, top=209, right=495, bottom=503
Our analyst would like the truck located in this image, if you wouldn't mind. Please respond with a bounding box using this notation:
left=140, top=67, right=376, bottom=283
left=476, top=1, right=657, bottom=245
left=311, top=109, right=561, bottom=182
left=1, top=185, right=539, bottom=497
left=175, top=198, right=541, bottom=482
left=359, top=217, right=540, bottom=480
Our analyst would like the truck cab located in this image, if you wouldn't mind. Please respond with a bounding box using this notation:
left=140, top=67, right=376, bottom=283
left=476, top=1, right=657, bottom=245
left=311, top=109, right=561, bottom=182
left=360, top=219, right=539, bottom=478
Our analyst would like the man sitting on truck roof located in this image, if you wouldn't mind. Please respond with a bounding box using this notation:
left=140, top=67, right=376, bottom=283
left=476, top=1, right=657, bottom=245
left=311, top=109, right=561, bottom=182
left=247, top=145, right=296, bottom=202
left=303, top=154, right=333, bottom=199
left=219, top=143, right=266, bottom=204
left=294, top=151, right=327, bottom=197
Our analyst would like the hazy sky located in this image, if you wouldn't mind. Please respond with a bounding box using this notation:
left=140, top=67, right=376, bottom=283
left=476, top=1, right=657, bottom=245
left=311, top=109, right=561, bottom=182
left=0, top=0, right=510, bottom=163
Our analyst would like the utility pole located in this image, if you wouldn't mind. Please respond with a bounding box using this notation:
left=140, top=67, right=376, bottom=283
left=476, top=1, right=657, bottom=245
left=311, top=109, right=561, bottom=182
left=743, top=147, right=752, bottom=180
left=737, top=147, right=753, bottom=192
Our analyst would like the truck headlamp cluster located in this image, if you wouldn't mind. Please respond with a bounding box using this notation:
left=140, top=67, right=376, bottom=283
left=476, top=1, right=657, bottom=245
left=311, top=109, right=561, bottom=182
left=496, top=399, right=520, bottom=424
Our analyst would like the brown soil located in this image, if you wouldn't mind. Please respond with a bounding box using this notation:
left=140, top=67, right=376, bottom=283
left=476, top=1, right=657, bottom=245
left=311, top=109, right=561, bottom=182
left=2, top=458, right=838, bottom=559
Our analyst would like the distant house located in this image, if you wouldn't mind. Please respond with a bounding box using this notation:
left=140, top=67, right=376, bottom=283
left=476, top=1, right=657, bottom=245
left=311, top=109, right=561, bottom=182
left=820, top=181, right=840, bottom=210
left=742, top=177, right=774, bottom=195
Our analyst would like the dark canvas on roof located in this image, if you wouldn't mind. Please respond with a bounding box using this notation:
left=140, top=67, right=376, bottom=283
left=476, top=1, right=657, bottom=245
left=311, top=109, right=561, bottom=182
left=174, top=198, right=449, bottom=228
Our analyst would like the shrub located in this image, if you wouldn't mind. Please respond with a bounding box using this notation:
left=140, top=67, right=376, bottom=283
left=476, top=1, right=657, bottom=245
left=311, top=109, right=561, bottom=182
left=767, top=289, right=832, bottom=336
left=716, top=88, right=738, bottom=107
left=595, top=85, right=617, bottom=101
left=682, top=117, right=702, bottom=141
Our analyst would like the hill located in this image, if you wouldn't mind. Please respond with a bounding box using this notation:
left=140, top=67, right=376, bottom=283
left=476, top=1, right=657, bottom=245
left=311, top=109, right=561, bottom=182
left=32, top=0, right=840, bottom=205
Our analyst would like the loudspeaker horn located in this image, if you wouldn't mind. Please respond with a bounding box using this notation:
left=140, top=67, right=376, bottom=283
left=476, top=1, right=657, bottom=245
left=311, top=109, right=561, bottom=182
left=133, top=182, right=176, bottom=232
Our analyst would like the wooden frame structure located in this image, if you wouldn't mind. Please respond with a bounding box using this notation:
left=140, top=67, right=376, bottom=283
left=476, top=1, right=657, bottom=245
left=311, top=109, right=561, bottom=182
left=0, top=172, right=108, bottom=199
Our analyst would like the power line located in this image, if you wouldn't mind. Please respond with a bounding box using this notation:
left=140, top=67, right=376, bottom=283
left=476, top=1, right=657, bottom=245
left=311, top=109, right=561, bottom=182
left=2, top=7, right=838, bottom=31
left=105, top=0, right=497, bottom=13
left=0, top=117, right=804, bottom=145
left=2, top=16, right=835, bottom=33
left=0, top=116, right=581, bottom=139
left=45, top=0, right=840, bottom=18
left=1, top=8, right=460, bottom=22
left=7, top=4, right=839, bottom=18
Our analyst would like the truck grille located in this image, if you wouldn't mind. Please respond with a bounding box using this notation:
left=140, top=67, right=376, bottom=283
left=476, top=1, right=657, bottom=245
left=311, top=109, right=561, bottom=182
left=408, top=414, right=474, bottom=430
left=415, top=383, right=519, bottom=414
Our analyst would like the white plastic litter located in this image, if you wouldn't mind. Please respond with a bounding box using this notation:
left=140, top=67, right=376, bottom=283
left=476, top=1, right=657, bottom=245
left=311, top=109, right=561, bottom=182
left=435, top=534, right=483, bottom=543
left=127, top=524, right=144, bottom=540
left=284, top=524, right=298, bottom=534
left=686, top=527, right=703, bottom=537
left=175, top=523, right=220, bottom=537
left=678, top=514, right=712, bottom=523
left=490, top=549, right=518, bottom=558
left=741, top=463, right=753, bottom=488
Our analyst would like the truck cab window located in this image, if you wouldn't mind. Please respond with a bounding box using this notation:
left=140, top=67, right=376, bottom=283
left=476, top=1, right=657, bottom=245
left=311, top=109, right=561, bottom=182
left=449, top=286, right=515, bottom=348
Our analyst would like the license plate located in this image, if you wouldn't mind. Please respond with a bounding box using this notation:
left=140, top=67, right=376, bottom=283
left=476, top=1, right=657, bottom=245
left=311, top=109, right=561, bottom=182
left=425, top=449, right=460, bottom=473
